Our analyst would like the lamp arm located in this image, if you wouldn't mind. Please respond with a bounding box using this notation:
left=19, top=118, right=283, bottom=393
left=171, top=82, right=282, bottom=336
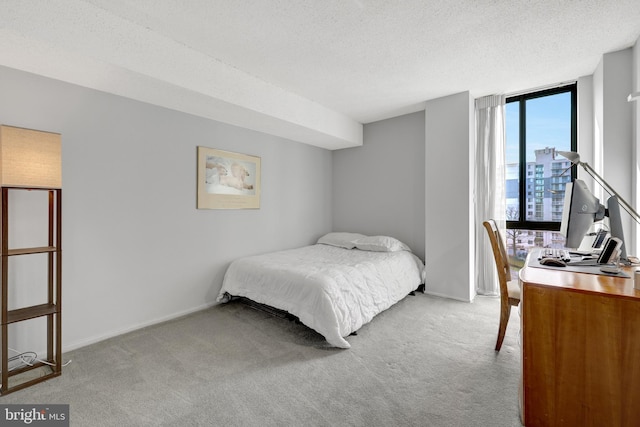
left=577, top=161, right=640, bottom=225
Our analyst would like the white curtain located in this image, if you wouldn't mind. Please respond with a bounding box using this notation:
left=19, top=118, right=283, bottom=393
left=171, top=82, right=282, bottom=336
left=475, top=95, right=506, bottom=295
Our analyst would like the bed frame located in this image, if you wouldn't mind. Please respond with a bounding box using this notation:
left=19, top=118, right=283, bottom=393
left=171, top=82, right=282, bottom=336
left=221, top=282, right=425, bottom=336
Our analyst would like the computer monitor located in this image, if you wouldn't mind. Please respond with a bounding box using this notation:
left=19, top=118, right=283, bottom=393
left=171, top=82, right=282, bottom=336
left=607, top=196, right=627, bottom=261
left=560, top=179, right=605, bottom=249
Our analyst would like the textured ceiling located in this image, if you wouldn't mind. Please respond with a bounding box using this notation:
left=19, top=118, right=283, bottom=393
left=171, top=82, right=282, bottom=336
left=1, top=1, right=640, bottom=149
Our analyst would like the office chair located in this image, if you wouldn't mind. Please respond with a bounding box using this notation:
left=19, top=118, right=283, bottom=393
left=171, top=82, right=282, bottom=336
left=483, top=219, right=521, bottom=351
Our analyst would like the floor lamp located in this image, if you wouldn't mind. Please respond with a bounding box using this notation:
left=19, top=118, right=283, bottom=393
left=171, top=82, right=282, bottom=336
left=0, top=125, right=62, bottom=395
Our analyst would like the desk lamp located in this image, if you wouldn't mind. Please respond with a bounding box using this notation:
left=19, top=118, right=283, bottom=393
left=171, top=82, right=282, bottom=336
left=558, top=150, right=640, bottom=263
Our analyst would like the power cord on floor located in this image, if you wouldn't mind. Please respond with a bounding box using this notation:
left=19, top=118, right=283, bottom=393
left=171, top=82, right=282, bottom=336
left=8, top=350, right=39, bottom=371
left=9, top=347, right=73, bottom=369
left=0, top=348, right=72, bottom=387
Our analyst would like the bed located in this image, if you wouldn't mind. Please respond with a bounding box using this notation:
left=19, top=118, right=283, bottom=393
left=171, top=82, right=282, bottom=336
left=217, top=232, right=426, bottom=348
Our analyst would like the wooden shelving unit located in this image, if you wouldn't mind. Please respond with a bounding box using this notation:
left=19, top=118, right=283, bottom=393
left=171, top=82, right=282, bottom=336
left=1, top=187, right=62, bottom=395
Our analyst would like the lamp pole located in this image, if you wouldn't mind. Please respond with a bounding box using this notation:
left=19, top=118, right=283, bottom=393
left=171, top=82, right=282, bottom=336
left=558, top=151, right=640, bottom=225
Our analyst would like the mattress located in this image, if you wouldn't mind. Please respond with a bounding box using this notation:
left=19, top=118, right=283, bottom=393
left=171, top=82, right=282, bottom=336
left=217, top=243, right=426, bottom=348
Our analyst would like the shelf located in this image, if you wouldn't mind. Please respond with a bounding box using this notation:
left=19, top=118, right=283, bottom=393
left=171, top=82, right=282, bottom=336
left=6, top=303, right=58, bottom=324
left=3, top=246, right=58, bottom=256
left=1, top=187, right=62, bottom=395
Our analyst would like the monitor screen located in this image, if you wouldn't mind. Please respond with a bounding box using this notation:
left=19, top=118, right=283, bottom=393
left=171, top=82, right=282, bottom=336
left=560, top=179, right=605, bottom=249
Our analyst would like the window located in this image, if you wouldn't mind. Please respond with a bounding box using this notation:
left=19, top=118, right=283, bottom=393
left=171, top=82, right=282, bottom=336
left=504, top=84, right=577, bottom=263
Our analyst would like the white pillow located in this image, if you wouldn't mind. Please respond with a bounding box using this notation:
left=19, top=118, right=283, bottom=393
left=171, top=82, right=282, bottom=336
left=353, top=235, right=411, bottom=252
left=317, top=232, right=367, bottom=249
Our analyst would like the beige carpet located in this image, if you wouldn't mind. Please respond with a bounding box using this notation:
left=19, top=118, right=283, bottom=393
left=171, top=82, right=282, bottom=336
left=1, top=293, right=522, bottom=426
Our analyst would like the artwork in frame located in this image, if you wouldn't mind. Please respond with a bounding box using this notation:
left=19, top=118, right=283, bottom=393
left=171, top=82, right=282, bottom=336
left=197, top=146, right=261, bottom=209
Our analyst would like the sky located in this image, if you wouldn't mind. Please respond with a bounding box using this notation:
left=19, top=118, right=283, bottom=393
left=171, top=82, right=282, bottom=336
left=505, top=92, right=572, bottom=164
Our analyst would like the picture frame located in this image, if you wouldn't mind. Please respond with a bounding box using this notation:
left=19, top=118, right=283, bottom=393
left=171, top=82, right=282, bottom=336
left=197, top=146, right=261, bottom=209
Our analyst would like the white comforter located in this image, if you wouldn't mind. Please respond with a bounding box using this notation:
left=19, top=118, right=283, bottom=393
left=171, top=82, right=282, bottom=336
left=217, top=244, right=426, bottom=348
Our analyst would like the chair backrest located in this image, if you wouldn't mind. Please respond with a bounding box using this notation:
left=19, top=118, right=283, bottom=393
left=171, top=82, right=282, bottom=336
left=483, top=220, right=511, bottom=290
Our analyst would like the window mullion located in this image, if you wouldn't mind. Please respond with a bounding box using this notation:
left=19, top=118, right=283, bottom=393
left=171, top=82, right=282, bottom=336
left=519, top=97, right=527, bottom=223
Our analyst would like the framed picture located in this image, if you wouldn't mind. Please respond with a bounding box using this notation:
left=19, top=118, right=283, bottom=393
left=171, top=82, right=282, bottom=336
left=197, top=146, right=261, bottom=209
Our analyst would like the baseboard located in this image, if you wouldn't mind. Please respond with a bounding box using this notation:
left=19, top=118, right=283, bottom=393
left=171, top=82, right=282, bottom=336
left=62, top=301, right=217, bottom=353
left=422, top=289, right=473, bottom=303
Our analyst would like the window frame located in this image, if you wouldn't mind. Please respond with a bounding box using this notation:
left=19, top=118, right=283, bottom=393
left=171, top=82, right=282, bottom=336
left=506, top=84, right=578, bottom=232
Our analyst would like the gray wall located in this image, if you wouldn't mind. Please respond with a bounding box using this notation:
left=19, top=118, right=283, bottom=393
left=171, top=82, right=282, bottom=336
left=592, top=47, right=636, bottom=256
left=332, top=112, right=426, bottom=261
left=634, top=36, right=640, bottom=252
left=424, top=92, right=474, bottom=302
left=333, top=100, right=475, bottom=302
left=0, top=66, right=332, bottom=352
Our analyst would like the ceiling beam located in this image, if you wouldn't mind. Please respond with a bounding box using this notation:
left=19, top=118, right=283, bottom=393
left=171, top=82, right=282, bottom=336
left=0, top=3, right=362, bottom=150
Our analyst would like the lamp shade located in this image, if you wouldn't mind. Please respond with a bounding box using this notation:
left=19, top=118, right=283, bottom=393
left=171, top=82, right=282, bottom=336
left=0, top=125, right=61, bottom=189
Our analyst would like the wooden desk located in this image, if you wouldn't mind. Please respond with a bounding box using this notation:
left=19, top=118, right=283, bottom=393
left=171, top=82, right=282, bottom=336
left=519, top=256, right=640, bottom=427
